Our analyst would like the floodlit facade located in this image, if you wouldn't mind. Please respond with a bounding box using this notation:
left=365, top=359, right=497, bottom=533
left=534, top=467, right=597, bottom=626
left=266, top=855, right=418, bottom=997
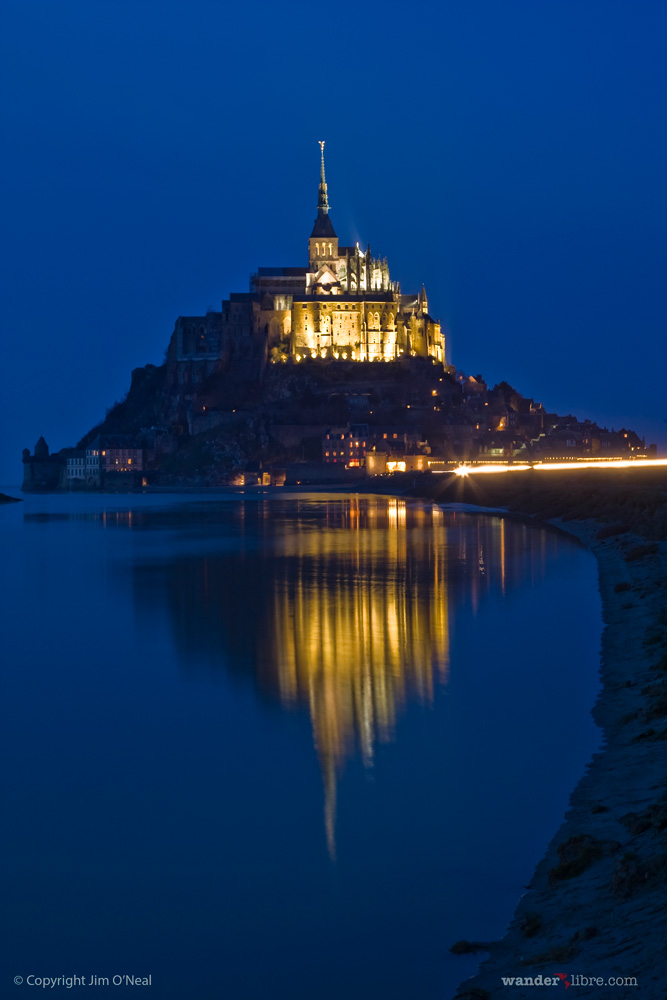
left=170, top=143, right=445, bottom=368
left=256, top=143, right=444, bottom=363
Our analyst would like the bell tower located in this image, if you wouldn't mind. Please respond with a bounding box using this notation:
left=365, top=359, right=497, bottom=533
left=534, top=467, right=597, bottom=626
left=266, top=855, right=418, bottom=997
left=308, top=141, right=338, bottom=267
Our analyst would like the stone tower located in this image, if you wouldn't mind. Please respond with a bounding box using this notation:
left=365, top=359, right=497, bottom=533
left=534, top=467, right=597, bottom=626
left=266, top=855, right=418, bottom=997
left=308, top=141, right=338, bottom=267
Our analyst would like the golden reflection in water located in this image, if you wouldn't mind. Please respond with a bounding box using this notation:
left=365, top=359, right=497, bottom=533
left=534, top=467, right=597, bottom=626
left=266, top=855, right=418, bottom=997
left=124, top=498, right=527, bottom=857
left=259, top=499, right=451, bottom=857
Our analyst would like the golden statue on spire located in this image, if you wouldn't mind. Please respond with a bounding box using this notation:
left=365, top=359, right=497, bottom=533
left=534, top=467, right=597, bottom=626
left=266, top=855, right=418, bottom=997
left=317, top=140, right=328, bottom=211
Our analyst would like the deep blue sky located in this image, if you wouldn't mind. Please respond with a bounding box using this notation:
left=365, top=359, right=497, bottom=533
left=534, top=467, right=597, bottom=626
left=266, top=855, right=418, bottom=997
left=2, top=0, right=666, bottom=481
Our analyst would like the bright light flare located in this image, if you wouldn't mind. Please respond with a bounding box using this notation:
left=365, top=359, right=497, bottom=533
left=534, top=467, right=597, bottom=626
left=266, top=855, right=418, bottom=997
left=455, top=464, right=530, bottom=476
left=452, top=458, right=667, bottom=477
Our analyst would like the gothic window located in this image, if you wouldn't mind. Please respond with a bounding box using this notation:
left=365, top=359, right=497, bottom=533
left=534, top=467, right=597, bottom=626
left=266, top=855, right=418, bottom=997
left=374, top=311, right=380, bottom=329
left=315, top=243, right=320, bottom=256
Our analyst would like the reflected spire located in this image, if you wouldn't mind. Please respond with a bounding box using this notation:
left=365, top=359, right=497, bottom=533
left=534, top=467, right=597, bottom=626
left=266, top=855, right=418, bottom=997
left=323, top=759, right=337, bottom=861
left=128, top=498, right=533, bottom=858
left=263, top=500, right=451, bottom=856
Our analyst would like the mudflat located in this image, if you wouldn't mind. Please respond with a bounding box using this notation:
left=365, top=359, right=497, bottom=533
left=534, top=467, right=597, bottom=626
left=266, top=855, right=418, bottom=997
left=409, top=468, right=667, bottom=998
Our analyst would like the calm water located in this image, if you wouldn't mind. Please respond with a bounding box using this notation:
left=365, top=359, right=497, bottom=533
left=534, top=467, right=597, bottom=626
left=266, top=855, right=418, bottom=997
left=1, top=493, right=601, bottom=999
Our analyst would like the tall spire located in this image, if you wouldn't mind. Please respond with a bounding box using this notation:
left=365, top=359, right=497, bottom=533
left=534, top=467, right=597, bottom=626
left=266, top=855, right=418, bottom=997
left=310, top=140, right=336, bottom=239
left=318, top=140, right=329, bottom=214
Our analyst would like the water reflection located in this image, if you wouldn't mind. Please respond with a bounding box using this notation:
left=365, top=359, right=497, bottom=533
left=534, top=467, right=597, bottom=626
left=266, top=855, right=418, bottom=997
left=23, top=497, right=554, bottom=855
left=261, top=499, right=451, bottom=856
left=110, top=496, right=551, bottom=856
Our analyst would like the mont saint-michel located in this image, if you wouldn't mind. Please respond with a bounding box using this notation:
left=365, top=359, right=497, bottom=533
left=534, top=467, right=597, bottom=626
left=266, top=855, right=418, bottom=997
left=21, top=146, right=653, bottom=491
left=7, top=3, right=667, bottom=997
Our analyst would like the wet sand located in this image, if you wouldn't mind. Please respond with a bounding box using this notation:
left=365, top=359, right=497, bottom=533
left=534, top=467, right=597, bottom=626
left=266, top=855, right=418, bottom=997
left=407, top=469, right=667, bottom=999
left=453, top=521, right=666, bottom=998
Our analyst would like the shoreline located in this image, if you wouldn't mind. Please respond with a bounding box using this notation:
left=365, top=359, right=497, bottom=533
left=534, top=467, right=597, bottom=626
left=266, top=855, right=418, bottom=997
left=428, top=500, right=666, bottom=995
left=455, top=520, right=667, bottom=997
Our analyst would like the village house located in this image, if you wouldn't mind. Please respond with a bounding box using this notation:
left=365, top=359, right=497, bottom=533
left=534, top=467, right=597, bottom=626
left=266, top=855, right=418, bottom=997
left=85, top=435, right=144, bottom=486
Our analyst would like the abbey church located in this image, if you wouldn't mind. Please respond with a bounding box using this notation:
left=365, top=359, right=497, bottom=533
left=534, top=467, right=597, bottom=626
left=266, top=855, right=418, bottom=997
left=170, top=143, right=445, bottom=372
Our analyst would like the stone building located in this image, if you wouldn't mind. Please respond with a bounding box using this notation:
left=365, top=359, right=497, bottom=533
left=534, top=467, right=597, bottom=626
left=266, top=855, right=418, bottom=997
left=22, top=437, right=64, bottom=491
left=66, top=451, right=86, bottom=482
left=323, top=425, right=369, bottom=467
left=85, top=435, right=144, bottom=486
left=168, top=143, right=445, bottom=370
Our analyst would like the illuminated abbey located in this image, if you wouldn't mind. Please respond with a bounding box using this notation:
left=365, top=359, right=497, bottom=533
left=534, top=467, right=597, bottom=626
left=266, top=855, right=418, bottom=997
left=171, top=142, right=445, bottom=367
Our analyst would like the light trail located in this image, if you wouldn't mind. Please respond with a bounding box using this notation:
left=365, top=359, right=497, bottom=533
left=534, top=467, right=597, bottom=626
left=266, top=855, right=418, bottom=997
left=449, top=458, right=667, bottom=478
